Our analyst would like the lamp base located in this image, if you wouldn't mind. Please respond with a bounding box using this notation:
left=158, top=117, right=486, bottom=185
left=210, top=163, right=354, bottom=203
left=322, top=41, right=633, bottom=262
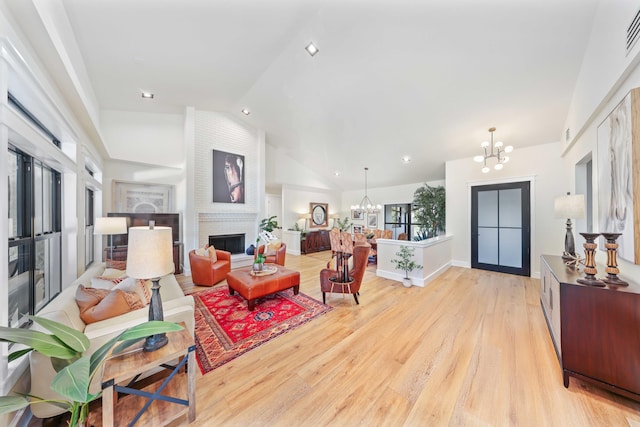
left=577, top=276, right=606, bottom=287
left=144, top=278, right=168, bottom=352
left=603, top=275, right=629, bottom=287
left=144, top=333, right=168, bottom=352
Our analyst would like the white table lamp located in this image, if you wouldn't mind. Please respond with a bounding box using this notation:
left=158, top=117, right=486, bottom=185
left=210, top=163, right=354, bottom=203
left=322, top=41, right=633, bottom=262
left=94, top=217, right=128, bottom=260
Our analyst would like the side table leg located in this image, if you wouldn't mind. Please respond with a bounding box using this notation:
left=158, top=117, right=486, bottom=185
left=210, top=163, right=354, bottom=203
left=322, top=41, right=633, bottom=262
left=103, top=384, right=114, bottom=427
left=188, top=350, right=196, bottom=422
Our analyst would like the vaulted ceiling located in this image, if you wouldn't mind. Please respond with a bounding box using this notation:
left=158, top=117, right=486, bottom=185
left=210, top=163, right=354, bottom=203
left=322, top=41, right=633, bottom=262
left=5, top=0, right=599, bottom=190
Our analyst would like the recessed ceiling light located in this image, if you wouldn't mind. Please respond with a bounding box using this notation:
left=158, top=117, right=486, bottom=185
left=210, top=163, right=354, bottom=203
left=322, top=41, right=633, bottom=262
left=401, top=156, right=411, bottom=164
left=241, top=108, right=250, bottom=116
left=305, top=42, right=319, bottom=57
left=334, top=171, right=340, bottom=177
left=141, top=91, right=154, bottom=99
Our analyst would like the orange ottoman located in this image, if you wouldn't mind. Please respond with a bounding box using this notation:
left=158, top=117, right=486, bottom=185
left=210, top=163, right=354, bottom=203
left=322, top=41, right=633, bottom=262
left=226, top=266, right=300, bottom=311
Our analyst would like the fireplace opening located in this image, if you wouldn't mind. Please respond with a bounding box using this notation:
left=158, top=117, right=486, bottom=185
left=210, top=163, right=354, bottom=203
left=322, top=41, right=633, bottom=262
left=209, top=234, right=245, bottom=254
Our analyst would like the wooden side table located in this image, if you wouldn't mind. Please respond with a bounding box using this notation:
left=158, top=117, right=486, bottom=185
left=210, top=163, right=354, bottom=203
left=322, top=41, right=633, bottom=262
left=101, top=323, right=196, bottom=427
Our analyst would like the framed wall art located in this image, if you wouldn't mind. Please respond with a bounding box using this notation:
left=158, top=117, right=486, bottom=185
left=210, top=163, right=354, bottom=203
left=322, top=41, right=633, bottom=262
left=213, top=149, right=245, bottom=204
left=351, top=209, right=364, bottom=220
left=310, top=202, right=328, bottom=228
left=112, top=181, right=174, bottom=213
left=353, top=225, right=364, bottom=234
left=597, top=87, right=640, bottom=264
left=367, top=213, right=378, bottom=228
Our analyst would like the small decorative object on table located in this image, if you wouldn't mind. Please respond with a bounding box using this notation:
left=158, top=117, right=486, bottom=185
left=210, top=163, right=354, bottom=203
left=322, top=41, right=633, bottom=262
left=601, top=232, right=629, bottom=286
left=250, top=265, right=278, bottom=277
left=253, top=253, right=266, bottom=272
left=576, top=232, right=605, bottom=287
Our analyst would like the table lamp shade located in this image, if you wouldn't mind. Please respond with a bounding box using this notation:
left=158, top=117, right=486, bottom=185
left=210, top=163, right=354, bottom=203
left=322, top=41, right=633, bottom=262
left=94, top=217, right=128, bottom=235
left=126, top=226, right=174, bottom=279
left=554, top=194, right=586, bottom=219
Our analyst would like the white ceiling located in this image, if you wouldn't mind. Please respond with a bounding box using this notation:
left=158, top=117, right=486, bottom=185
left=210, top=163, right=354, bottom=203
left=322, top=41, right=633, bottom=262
left=6, top=0, right=599, bottom=190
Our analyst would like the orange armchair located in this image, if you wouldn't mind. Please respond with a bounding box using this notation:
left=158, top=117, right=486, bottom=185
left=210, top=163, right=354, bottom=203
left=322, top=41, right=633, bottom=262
left=189, top=249, right=231, bottom=286
left=255, top=243, right=287, bottom=266
left=319, top=243, right=370, bottom=304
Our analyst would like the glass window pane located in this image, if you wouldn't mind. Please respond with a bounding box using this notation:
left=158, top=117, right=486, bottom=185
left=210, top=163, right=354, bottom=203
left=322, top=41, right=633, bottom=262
left=478, top=190, right=498, bottom=227
left=42, top=167, right=52, bottom=232
left=8, top=244, right=30, bottom=328
left=499, top=228, right=522, bottom=268
left=34, top=162, right=43, bottom=235
left=8, top=150, right=18, bottom=238
left=499, top=189, right=521, bottom=228
left=478, top=227, right=499, bottom=264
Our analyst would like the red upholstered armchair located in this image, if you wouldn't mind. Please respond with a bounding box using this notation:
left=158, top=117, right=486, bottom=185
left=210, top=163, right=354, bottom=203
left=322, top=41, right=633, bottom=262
left=189, top=249, right=231, bottom=286
left=255, top=243, right=287, bottom=266
left=319, top=243, right=370, bottom=304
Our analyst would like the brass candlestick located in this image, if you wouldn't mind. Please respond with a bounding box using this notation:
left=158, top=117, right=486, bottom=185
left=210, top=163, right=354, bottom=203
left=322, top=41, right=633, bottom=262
left=601, top=232, right=628, bottom=286
left=576, top=233, right=605, bottom=287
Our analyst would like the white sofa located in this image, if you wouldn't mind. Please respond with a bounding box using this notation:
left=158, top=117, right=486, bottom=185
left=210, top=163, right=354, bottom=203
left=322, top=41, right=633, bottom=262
left=29, top=263, right=195, bottom=419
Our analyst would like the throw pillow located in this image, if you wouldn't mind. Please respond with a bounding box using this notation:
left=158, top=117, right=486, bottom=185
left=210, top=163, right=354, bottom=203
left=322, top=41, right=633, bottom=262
left=112, top=276, right=152, bottom=305
left=195, top=248, right=207, bottom=257
left=265, top=241, right=282, bottom=257
left=205, top=245, right=218, bottom=262
left=76, top=285, right=143, bottom=324
left=91, top=275, right=127, bottom=290
left=106, top=259, right=127, bottom=271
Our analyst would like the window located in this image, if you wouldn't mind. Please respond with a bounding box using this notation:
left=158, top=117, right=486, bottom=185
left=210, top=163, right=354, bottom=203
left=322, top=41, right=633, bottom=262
left=384, top=204, right=417, bottom=239
left=7, top=146, right=62, bottom=328
left=85, top=188, right=95, bottom=267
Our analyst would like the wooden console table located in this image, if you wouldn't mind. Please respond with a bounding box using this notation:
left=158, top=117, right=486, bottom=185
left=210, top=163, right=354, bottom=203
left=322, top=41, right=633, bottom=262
left=540, top=255, right=640, bottom=402
left=101, top=323, right=196, bottom=427
left=301, top=230, right=330, bottom=254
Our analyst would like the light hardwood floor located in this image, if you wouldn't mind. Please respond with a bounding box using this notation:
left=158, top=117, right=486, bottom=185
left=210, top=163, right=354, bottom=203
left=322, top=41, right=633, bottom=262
left=177, top=251, right=640, bottom=426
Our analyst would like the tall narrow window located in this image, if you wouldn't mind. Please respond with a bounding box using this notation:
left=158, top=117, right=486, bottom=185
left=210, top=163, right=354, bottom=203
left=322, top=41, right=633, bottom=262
left=85, top=188, right=95, bottom=267
left=7, top=146, right=62, bottom=327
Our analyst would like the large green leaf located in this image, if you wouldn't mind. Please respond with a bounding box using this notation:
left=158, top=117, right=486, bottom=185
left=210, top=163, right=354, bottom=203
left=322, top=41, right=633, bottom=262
left=119, top=321, right=183, bottom=341
left=51, top=356, right=91, bottom=403
left=8, top=348, right=32, bottom=363
left=89, top=331, right=126, bottom=375
left=51, top=355, right=79, bottom=373
left=0, top=396, right=29, bottom=414
left=0, top=327, right=77, bottom=359
left=30, top=316, right=89, bottom=353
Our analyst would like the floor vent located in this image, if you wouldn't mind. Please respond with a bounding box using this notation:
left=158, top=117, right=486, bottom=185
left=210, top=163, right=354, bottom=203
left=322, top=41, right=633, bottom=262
left=627, top=8, right=640, bottom=54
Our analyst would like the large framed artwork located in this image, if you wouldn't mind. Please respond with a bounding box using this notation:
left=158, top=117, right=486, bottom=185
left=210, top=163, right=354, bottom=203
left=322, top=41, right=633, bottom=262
left=351, top=209, right=364, bottom=220
left=112, top=181, right=174, bottom=213
left=310, top=202, right=328, bottom=228
left=213, top=149, right=245, bottom=203
left=597, top=88, right=640, bottom=264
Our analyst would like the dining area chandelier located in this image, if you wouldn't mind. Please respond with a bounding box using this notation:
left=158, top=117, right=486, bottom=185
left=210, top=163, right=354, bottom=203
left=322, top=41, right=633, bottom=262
left=351, top=167, right=381, bottom=213
left=474, top=127, right=513, bottom=173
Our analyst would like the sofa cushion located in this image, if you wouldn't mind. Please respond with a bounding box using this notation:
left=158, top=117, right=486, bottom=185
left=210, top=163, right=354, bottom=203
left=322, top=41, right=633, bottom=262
left=101, top=268, right=128, bottom=279
left=113, top=277, right=152, bottom=305
left=76, top=285, right=144, bottom=324
left=91, top=275, right=127, bottom=289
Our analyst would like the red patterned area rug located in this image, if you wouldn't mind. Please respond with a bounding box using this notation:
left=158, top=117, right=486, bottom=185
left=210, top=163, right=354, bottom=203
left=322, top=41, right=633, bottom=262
left=191, top=285, right=332, bottom=375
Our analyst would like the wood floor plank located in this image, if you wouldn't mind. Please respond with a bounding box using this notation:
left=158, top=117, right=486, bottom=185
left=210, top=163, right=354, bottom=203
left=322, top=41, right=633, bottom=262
left=171, top=252, right=640, bottom=426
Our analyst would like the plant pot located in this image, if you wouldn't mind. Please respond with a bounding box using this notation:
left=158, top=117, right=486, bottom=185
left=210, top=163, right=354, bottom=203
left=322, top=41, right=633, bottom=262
left=402, top=277, right=412, bottom=288
left=253, top=262, right=263, bottom=272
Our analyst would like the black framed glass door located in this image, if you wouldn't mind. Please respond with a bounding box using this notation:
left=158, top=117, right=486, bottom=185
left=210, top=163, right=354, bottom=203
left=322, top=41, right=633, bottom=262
left=471, top=181, right=530, bottom=276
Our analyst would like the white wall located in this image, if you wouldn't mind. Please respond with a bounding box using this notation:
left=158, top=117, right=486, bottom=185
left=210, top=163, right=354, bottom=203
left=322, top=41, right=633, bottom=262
left=562, top=2, right=640, bottom=281
left=281, top=185, right=341, bottom=232
left=445, top=142, right=567, bottom=276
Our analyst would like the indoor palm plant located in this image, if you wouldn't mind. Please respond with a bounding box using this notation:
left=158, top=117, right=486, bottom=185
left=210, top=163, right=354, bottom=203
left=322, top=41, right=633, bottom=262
left=391, top=245, right=423, bottom=287
left=412, top=184, right=446, bottom=239
left=0, top=316, right=182, bottom=426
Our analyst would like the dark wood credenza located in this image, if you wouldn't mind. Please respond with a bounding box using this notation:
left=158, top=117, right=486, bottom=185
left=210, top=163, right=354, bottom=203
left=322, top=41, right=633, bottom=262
left=104, top=242, right=184, bottom=274
left=301, top=230, right=331, bottom=254
left=540, top=255, right=640, bottom=402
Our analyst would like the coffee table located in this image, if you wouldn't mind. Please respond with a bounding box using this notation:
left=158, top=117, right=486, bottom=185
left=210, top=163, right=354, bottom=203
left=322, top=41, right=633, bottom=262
left=226, top=265, right=300, bottom=310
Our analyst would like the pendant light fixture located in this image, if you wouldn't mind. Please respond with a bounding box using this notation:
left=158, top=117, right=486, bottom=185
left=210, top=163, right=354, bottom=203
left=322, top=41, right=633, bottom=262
left=351, top=167, right=381, bottom=213
left=474, top=127, right=513, bottom=173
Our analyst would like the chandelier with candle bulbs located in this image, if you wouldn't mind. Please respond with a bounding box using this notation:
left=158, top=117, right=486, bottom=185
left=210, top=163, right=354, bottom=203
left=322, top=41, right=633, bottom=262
left=351, top=167, right=381, bottom=213
left=474, top=127, right=513, bottom=173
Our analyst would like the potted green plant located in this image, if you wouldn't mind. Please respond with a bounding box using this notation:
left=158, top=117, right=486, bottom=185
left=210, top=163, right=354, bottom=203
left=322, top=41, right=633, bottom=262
left=253, top=253, right=266, bottom=272
left=412, top=183, right=446, bottom=238
left=391, top=245, right=423, bottom=287
left=0, top=316, right=182, bottom=427
left=259, top=216, right=279, bottom=233
left=335, top=216, right=352, bottom=232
